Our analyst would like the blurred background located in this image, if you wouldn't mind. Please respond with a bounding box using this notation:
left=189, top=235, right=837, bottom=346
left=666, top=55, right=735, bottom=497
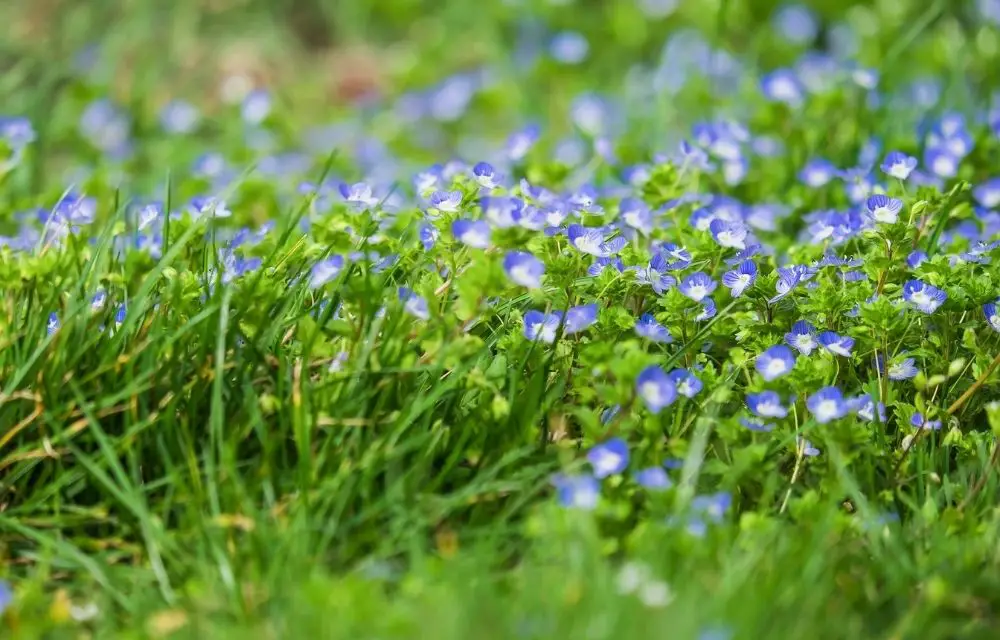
left=2, top=0, right=999, bottom=194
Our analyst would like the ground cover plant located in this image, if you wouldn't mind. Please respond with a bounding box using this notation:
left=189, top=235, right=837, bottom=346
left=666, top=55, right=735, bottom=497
left=6, top=0, right=1000, bottom=637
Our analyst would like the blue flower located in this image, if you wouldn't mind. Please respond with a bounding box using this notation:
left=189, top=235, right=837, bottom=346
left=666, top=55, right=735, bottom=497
left=567, top=224, right=627, bottom=257
left=773, top=3, right=819, bottom=43
left=47, top=312, right=60, bottom=336
left=503, top=251, right=545, bottom=289
left=620, top=198, right=654, bottom=235
left=471, top=161, right=502, bottom=190
left=709, top=219, right=748, bottom=250
left=910, top=412, right=942, bottom=430
left=692, top=492, right=732, bottom=521
left=740, top=416, right=776, bottom=432
left=907, top=250, right=928, bottom=269
left=86, top=289, right=106, bottom=315
left=587, top=437, right=630, bottom=478
left=524, top=310, right=562, bottom=343
left=818, top=331, right=854, bottom=357
left=339, top=182, right=380, bottom=208
left=0, top=579, right=11, bottom=616
left=784, top=320, right=818, bottom=355
left=419, top=223, right=439, bottom=251
left=159, top=100, right=199, bottom=134
left=0, top=116, right=36, bottom=151
left=668, top=369, right=703, bottom=398
left=902, top=280, right=947, bottom=313
left=768, top=265, right=811, bottom=304
left=481, top=196, right=523, bottom=228
left=679, top=272, right=717, bottom=302
left=761, top=69, right=804, bottom=106
left=241, top=89, right=272, bottom=125
left=659, top=243, right=693, bottom=270
left=850, top=394, right=886, bottom=422
left=429, top=190, right=462, bottom=213
left=864, top=194, right=903, bottom=225
left=551, top=473, right=600, bottom=510
left=629, top=254, right=678, bottom=294
left=588, top=256, right=625, bottom=277
left=634, top=314, right=673, bottom=343
left=721, top=260, right=757, bottom=297
left=695, top=299, right=717, bottom=321
left=799, top=158, right=838, bottom=187
left=550, top=31, right=589, bottom=64
left=984, top=302, right=1000, bottom=332
left=310, top=256, right=346, bottom=288
left=974, top=178, right=1000, bottom=209
left=807, top=386, right=848, bottom=423
left=564, top=304, right=598, bottom=334
left=601, top=405, right=621, bottom=425
left=398, top=288, right=430, bottom=320
left=635, top=467, right=672, bottom=490
left=798, top=437, right=821, bottom=456
left=506, top=124, right=540, bottom=162
left=451, top=219, right=491, bottom=249
left=636, top=365, right=678, bottom=414
left=880, top=151, right=917, bottom=180
left=888, top=357, right=919, bottom=380
left=746, top=391, right=788, bottom=418
left=924, top=147, right=959, bottom=178
left=755, top=345, right=796, bottom=381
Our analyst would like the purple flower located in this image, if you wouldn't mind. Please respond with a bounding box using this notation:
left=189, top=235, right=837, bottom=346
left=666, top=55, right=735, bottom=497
left=880, top=151, right=917, bottom=180
left=451, top=219, right=491, bottom=249
left=503, top=251, right=545, bottom=288
left=746, top=391, right=787, bottom=418
left=818, top=331, right=854, bottom=357
left=507, top=124, right=540, bottom=162
left=636, top=365, right=678, bottom=413
left=785, top=320, right=818, bottom=355
left=695, top=299, right=716, bottom=321
left=634, top=314, right=673, bottom=343
left=902, top=280, right=947, bottom=313
left=668, top=369, right=703, bottom=398
left=722, top=260, right=757, bottom=297
left=756, top=345, right=796, bottom=381
left=679, top=272, right=717, bottom=302
left=807, top=386, right=847, bottom=423
left=587, top=437, right=630, bottom=478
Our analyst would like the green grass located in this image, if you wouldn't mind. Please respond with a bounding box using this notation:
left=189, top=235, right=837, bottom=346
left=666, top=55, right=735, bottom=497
left=4, top=0, right=1000, bottom=638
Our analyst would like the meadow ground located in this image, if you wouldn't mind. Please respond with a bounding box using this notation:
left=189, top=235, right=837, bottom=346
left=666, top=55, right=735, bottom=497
left=4, top=0, right=1000, bottom=638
